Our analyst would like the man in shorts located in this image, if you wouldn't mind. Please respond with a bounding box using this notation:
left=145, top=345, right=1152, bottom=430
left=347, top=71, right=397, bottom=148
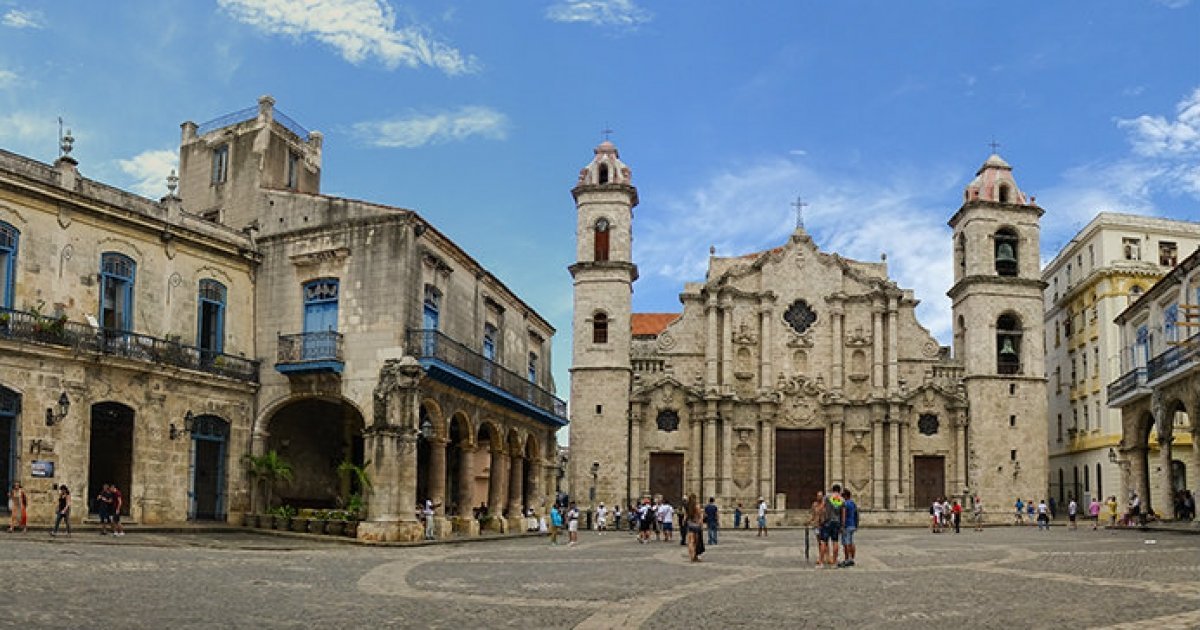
left=818, top=484, right=844, bottom=568
left=972, top=496, right=985, bottom=531
left=567, top=502, right=580, bottom=546
left=658, top=499, right=675, bottom=542
left=837, top=489, right=858, bottom=568
left=756, top=497, right=768, bottom=537
left=595, top=502, right=607, bottom=534
left=1067, top=496, right=1078, bottom=530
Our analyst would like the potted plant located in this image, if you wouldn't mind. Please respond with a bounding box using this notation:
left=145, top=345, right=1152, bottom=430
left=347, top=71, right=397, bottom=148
left=336, top=458, right=371, bottom=538
left=271, top=505, right=296, bottom=530
left=323, top=510, right=345, bottom=536
left=342, top=494, right=364, bottom=538
left=307, top=509, right=328, bottom=535
left=290, top=508, right=310, bottom=533
left=245, top=450, right=293, bottom=521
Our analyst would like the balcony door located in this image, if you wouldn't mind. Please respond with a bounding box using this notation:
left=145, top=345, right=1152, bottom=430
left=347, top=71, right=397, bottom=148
left=422, top=286, right=440, bottom=356
left=100, top=253, right=135, bottom=332
left=197, top=280, right=226, bottom=363
left=303, top=279, right=338, bottom=360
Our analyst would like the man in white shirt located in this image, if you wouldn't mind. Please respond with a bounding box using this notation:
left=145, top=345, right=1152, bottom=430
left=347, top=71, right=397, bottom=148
left=657, top=500, right=675, bottom=541
left=757, top=497, right=768, bottom=537
left=595, top=502, right=607, bottom=534
left=1067, top=497, right=1078, bottom=530
left=423, top=498, right=441, bottom=540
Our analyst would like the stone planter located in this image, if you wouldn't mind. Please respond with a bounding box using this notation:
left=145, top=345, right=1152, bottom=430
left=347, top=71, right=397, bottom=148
left=307, top=519, right=327, bottom=535
left=343, top=520, right=359, bottom=538
left=324, top=520, right=344, bottom=536
left=272, top=515, right=290, bottom=530
left=290, top=517, right=309, bottom=533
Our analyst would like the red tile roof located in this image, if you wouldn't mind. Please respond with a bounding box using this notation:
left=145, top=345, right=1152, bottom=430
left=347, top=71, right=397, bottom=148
left=631, top=313, right=679, bottom=336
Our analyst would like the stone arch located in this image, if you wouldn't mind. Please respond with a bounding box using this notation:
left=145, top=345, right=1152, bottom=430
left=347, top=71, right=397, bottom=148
left=259, top=396, right=366, bottom=510
left=993, top=226, right=1019, bottom=277
left=476, top=420, right=504, bottom=516
left=445, top=411, right=474, bottom=516
left=255, top=393, right=367, bottom=438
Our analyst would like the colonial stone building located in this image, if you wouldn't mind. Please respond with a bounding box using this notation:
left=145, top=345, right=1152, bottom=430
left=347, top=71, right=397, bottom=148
left=0, top=97, right=567, bottom=538
left=1109, top=246, right=1200, bottom=517
left=568, top=144, right=1048, bottom=523
left=1044, top=213, right=1200, bottom=508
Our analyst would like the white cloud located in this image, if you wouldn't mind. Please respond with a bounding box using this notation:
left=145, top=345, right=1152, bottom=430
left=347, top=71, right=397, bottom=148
left=217, top=0, right=477, bottom=75
left=352, top=106, right=508, bottom=148
left=0, top=111, right=50, bottom=144
left=1153, top=0, right=1192, bottom=7
left=545, top=0, right=652, bottom=27
left=0, top=69, right=17, bottom=88
left=117, top=149, right=178, bottom=198
left=2, top=9, right=44, bottom=29
left=637, top=158, right=959, bottom=341
left=1116, top=87, right=1200, bottom=157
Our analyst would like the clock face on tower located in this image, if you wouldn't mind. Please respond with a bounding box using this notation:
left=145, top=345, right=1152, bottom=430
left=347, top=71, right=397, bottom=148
left=595, top=218, right=609, bottom=231
left=783, top=299, right=817, bottom=334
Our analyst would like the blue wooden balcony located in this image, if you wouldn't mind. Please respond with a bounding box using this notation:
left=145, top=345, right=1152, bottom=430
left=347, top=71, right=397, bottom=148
left=406, top=328, right=568, bottom=428
left=275, top=331, right=344, bottom=375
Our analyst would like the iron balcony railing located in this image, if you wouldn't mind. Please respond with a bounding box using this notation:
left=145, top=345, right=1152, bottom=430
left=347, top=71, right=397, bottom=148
left=1146, top=332, right=1200, bottom=383
left=276, top=331, right=344, bottom=364
left=196, top=105, right=310, bottom=139
left=0, top=307, right=259, bottom=382
left=1107, top=367, right=1146, bottom=402
left=407, top=328, right=567, bottom=419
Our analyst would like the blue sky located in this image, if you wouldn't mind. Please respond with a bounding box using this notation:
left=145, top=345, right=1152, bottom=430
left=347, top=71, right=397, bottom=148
left=1, top=0, right=1198, bottom=407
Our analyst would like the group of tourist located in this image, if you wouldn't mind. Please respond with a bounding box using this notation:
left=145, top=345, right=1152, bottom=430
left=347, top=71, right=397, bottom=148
left=806, top=484, right=858, bottom=568
left=1172, top=489, right=1196, bottom=521
left=927, top=497, right=965, bottom=533
left=7, top=482, right=123, bottom=538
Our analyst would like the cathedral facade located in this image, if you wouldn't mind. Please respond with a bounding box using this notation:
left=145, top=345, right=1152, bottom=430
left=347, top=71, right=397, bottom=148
left=568, top=143, right=1048, bottom=523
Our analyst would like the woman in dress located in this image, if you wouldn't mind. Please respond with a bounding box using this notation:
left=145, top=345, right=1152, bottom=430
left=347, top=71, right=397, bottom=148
left=685, top=493, right=704, bottom=562
left=50, top=485, right=71, bottom=537
left=8, top=482, right=27, bottom=533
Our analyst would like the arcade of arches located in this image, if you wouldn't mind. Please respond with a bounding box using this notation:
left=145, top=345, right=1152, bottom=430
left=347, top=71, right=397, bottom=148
left=1116, top=386, right=1199, bottom=519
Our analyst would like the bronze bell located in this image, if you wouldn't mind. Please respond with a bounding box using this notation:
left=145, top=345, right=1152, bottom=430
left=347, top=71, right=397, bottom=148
left=999, top=337, right=1017, bottom=356
left=996, top=243, right=1017, bottom=264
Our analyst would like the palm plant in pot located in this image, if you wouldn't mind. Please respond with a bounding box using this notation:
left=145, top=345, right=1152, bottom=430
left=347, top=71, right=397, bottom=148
left=336, top=458, right=371, bottom=537
left=245, top=450, right=293, bottom=526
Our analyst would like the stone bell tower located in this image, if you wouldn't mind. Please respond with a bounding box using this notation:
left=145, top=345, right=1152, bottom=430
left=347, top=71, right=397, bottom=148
left=568, top=140, right=638, bottom=510
left=948, top=153, right=1049, bottom=507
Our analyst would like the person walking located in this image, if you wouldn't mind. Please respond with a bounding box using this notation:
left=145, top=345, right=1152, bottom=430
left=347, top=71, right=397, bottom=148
left=972, top=496, right=985, bottom=532
left=1014, top=498, right=1025, bottom=526
left=1036, top=499, right=1051, bottom=531
left=704, top=497, right=719, bottom=545
left=50, top=485, right=71, bottom=538
left=423, top=498, right=441, bottom=540
left=838, top=489, right=858, bottom=568
left=595, top=502, right=607, bottom=534
left=951, top=499, right=963, bottom=534
left=756, top=497, right=768, bottom=537
left=1105, top=495, right=1119, bottom=530
left=1067, top=497, right=1078, bottom=530
left=1088, top=497, right=1101, bottom=531
left=96, top=483, right=114, bottom=536
left=685, top=493, right=704, bottom=562
left=658, top=499, right=675, bottom=542
left=8, top=482, right=27, bottom=533
left=733, top=503, right=743, bottom=529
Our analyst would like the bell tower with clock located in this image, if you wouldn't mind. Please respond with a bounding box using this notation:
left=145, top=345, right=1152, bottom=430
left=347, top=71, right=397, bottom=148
left=948, top=152, right=1048, bottom=508
left=567, top=140, right=638, bottom=510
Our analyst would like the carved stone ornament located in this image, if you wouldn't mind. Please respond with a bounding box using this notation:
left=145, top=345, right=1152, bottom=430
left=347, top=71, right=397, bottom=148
left=656, top=409, right=680, bottom=432
left=787, top=333, right=814, bottom=348
left=657, top=331, right=677, bottom=351
left=732, top=323, right=758, bottom=345
left=923, top=340, right=941, bottom=358
left=845, top=327, right=871, bottom=347
left=783, top=299, right=817, bottom=335
left=918, top=413, right=939, bottom=436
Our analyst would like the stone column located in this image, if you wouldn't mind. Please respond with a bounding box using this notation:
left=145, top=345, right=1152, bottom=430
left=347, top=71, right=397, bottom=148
left=721, top=299, right=734, bottom=390
left=456, top=444, right=476, bottom=515
left=720, top=411, right=733, bottom=497
left=952, top=418, right=964, bottom=499
left=360, top=356, right=424, bottom=542
left=703, top=411, right=718, bottom=501
left=760, top=420, right=775, bottom=505
left=888, top=419, right=900, bottom=508
left=872, top=302, right=884, bottom=389
left=688, top=415, right=703, bottom=498
left=508, top=452, right=525, bottom=516
left=629, top=412, right=642, bottom=500
left=705, top=297, right=719, bottom=386
left=429, top=437, right=448, bottom=516
left=488, top=445, right=507, bottom=517
left=1155, top=434, right=1174, bottom=518
left=872, top=418, right=884, bottom=508
left=830, top=303, right=844, bottom=390
left=759, top=305, right=773, bottom=386
left=887, top=297, right=899, bottom=393
left=830, top=419, right=844, bottom=487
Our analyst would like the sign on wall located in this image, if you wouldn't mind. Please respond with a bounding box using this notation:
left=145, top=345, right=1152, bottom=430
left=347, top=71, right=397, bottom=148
left=31, top=460, right=55, bottom=478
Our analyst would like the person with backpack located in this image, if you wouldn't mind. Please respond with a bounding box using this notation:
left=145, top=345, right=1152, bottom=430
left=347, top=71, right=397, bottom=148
left=548, top=504, right=563, bottom=545
left=819, top=484, right=845, bottom=568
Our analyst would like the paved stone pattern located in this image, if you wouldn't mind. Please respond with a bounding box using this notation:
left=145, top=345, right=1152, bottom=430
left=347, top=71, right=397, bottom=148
left=4, top=527, right=1199, bottom=629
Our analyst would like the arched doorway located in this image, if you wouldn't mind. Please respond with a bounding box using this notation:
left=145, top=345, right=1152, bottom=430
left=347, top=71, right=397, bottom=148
left=89, top=402, right=134, bottom=515
left=0, top=386, right=19, bottom=503
left=265, top=398, right=364, bottom=509
left=189, top=415, right=229, bottom=520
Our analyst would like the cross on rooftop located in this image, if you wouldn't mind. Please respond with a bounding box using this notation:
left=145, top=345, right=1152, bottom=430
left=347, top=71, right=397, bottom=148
left=602, top=126, right=614, bottom=141
left=791, top=196, right=809, bottom=230
left=988, top=139, right=1002, bottom=154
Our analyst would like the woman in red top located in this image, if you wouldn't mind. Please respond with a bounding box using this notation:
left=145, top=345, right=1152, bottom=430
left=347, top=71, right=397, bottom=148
left=951, top=499, right=963, bottom=534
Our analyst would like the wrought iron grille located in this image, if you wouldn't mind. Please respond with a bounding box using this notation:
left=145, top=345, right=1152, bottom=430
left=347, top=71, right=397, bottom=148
left=1147, top=333, right=1200, bottom=382
left=406, top=328, right=567, bottom=419
left=276, top=330, right=344, bottom=364
left=0, top=307, right=258, bottom=382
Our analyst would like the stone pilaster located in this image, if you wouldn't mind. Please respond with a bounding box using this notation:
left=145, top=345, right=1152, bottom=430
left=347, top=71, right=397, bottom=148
left=359, top=357, right=424, bottom=542
left=871, top=418, right=884, bottom=508
left=830, top=301, right=844, bottom=390
left=488, top=444, right=507, bottom=517
left=759, top=304, right=773, bottom=387
left=507, top=452, right=524, bottom=515
left=629, top=412, right=642, bottom=500
left=456, top=444, right=476, bottom=515
left=720, top=297, right=733, bottom=391
left=705, top=297, right=719, bottom=386
left=702, top=409, right=718, bottom=501
left=887, top=419, right=899, bottom=508
left=872, top=302, right=884, bottom=389
left=887, top=296, right=899, bottom=393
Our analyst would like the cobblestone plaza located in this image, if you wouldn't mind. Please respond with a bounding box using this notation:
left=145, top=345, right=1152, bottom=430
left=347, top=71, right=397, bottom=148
left=5, top=526, right=1199, bottom=629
